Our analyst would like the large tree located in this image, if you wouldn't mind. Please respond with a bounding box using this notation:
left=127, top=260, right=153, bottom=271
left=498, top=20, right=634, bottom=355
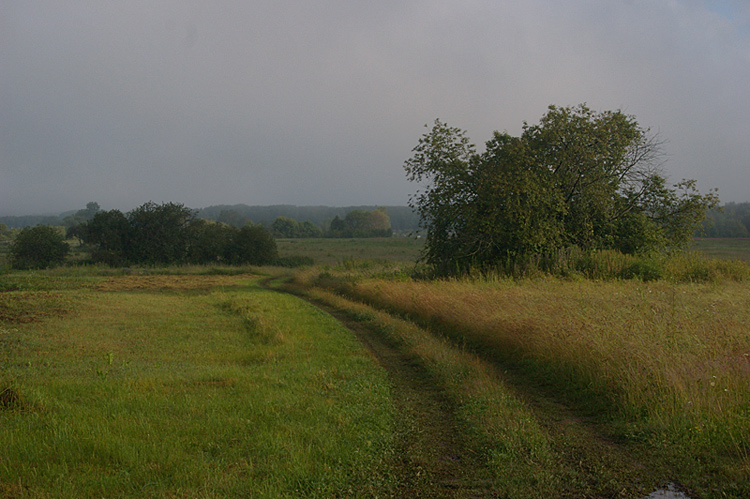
left=405, top=105, right=719, bottom=274
left=223, top=224, right=278, bottom=265
left=126, top=202, right=195, bottom=265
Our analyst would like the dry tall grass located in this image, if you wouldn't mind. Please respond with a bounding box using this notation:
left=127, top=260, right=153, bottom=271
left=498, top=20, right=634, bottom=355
left=299, top=269, right=750, bottom=468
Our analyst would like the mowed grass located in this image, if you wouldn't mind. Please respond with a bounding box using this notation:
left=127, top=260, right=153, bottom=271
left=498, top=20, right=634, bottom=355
left=0, top=270, right=395, bottom=498
left=296, top=265, right=750, bottom=498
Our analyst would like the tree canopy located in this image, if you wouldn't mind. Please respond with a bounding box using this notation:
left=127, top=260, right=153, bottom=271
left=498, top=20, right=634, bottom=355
left=10, top=225, right=70, bottom=270
left=76, top=202, right=277, bottom=266
left=405, top=105, right=719, bottom=275
left=327, top=208, right=392, bottom=238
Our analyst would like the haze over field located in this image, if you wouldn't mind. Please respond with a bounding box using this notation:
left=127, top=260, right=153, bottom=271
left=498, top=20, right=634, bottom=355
left=1, top=0, right=749, bottom=216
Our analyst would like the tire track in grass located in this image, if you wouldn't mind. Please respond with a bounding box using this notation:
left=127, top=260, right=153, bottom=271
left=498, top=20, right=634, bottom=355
left=263, top=277, right=497, bottom=498
left=270, top=275, right=700, bottom=498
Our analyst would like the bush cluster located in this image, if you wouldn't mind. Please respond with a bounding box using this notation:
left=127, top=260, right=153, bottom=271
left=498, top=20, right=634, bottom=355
left=467, top=246, right=748, bottom=282
left=9, top=225, right=70, bottom=270
left=76, top=202, right=278, bottom=267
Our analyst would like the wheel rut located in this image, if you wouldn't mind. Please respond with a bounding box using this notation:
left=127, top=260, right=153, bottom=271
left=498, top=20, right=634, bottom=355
left=261, top=276, right=685, bottom=498
left=263, top=277, right=498, bottom=498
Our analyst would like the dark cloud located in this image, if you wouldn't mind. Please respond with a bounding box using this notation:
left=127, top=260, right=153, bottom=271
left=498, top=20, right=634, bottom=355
left=1, top=0, right=748, bottom=215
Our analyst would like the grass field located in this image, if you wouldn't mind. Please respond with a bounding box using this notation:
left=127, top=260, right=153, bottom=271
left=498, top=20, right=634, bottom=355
left=277, top=236, right=424, bottom=266
left=0, top=270, right=395, bottom=498
left=2, top=236, right=750, bottom=497
left=690, top=238, right=750, bottom=261
left=292, top=262, right=750, bottom=498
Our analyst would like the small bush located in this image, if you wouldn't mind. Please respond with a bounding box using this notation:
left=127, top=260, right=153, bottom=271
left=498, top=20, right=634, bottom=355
left=10, top=225, right=70, bottom=270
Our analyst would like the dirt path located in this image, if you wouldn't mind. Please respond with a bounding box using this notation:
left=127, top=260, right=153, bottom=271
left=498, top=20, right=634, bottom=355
left=323, top=302, right=498, bottom=498
left=263, top=277, right=497, bottom=497
left=263, top=277, right=691, bottom=498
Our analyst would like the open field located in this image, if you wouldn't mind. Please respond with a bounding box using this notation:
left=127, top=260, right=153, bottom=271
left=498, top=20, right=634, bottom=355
left=0, top=270, right=395, bottom=498
left=277, top=236, right=424, bottom=266
left=690, top=238, right=750, bottom=261
left=2, top=237, right=750, bottom=497
left=292, top=258, right=750, bottom=498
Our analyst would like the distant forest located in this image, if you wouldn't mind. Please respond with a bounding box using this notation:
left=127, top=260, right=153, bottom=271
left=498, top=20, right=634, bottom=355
left=3, top=202, right=749, bottom=239
left=0, top=204, right=421, bottom=234
left=700, top=202, right=750, bottom=237
left=196, top=204, right=420, bottom=233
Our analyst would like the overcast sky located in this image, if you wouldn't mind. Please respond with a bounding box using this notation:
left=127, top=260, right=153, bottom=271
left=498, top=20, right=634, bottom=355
left=1, top=0, right=748, bottom=216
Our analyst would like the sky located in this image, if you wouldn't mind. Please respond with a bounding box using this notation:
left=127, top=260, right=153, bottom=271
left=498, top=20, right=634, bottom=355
left=1, top=0, right=749, bottom=216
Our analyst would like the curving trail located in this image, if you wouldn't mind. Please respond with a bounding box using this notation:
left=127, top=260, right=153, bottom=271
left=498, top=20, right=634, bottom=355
left=262, top=276, right=498, bottom=497
left=263, top=276, right=693, bottom=498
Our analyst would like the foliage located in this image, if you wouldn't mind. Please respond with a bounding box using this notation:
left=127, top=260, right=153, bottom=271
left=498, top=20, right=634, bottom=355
left=701, top=202, right=750, bottom=237
left=186, top=219, right=235, bottom=264
left=271, top=216, right=301, bottom=238
left=223, top=225, right=278, bottom=265
left=62, top=201, right=101, bottom=228
left=9, top=225, right=70, bottom=270
left=197, top=204, right=420, bottom=233
left=405, top=105, right=719, bottom=274
left=125, top=202, right=195, bottom=265
left=81, top=209, right=131, bottom=265
left=72, top=202, right=278, bottom=267
left=216, top=208, right=251, bottom=228
left=270, top=217, right=324, bottom=238
left=327, top=208, right=393, bottom=238
left=299, top=220, right=323, bottom=238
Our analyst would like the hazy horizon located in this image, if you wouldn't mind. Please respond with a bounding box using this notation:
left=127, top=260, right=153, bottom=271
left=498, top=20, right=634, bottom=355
left=2, top=1, right=749, bottom=216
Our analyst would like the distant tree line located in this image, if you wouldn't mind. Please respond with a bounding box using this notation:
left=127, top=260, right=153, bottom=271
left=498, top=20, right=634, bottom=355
left=69, top=201, right=277, bottom=267
left=196, top=204, right=417, bottom=233
left=2, top=204, right=420, bottom=233
left=3, top=201, right=278, bottom=269
left=326, top=208, right=392, bottom=238
left=700, top=203, right=750, bottom=238
left=3, top=202, right=398, bottom=270
left=270, top=217, right=323, bottom=238
left=267, top=208, right=392, bottom=238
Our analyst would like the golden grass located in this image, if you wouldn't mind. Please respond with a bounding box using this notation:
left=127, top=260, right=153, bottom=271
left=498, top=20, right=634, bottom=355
left=300, top=269, right=750, bottom=467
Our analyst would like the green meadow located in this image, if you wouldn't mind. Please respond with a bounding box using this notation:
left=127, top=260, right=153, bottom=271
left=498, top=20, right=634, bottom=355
left=690, top=238, right=750, bottom=262
left=1, top=236, right=749, bottom=497
left=0, top=271, right=395, bottom=498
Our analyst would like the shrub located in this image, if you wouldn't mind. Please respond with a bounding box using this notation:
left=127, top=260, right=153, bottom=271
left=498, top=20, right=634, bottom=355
left=10, top=225, right=70, bottom=270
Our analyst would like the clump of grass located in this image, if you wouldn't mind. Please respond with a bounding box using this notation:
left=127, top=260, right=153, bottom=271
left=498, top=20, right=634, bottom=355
left=665, top=251, right=750, bottom=282
left=215, top=293, right=287, bottom=344
left=0, top=383, right=26, bottom=411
